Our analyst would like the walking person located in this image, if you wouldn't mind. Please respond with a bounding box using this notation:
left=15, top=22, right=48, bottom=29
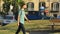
left=39, top=6, right=45, bottom=19
left=15, top=3, right=30, bottom=34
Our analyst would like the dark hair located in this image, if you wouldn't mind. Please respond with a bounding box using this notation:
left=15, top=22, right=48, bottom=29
left=19, top=1, right=25, bottom=9
left=20, top=4, right=25, bottom=9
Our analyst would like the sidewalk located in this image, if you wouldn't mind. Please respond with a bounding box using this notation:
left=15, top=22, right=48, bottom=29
left=26, top=30, right=60, bottom=34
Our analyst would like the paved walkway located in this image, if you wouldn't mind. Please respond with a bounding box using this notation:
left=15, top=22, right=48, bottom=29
left=26, top=30, right=60, bottom=34
left=29, top=32, right=60, bottom=34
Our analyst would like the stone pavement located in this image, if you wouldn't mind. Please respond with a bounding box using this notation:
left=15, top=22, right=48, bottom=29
left=26, top=30, right=60, bottom=34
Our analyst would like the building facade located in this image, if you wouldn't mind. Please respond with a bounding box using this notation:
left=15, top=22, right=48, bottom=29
left=1, top=0, right=60, bottom=17
left=23, top=0, right=60, bottom=17
left=0, top=0, right=4, bottom=12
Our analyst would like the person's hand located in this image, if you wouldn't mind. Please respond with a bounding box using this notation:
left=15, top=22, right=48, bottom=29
left=28, top=20, right=31, bottom=23
left=18, top=23, right=20, bottom=26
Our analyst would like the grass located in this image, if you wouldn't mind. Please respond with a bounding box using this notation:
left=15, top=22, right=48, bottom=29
left=0, top=30, right=14, bottom=34
left=0, top=20, right=60, bottom=34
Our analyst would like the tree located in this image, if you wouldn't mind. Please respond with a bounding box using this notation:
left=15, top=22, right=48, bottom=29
left=17, top=0, right=22, bottom=3
left=3, top=0, right=10, bottom=15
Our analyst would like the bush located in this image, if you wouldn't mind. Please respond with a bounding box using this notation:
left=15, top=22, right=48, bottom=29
left=0, top=12, right=6, bottom=16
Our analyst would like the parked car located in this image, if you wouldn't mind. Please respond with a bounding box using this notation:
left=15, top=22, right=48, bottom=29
left=2, top=15, right=16, bottom=26
left=57, top=16, right=60, bottom=19
left=0, top=16, right=4, bottom=25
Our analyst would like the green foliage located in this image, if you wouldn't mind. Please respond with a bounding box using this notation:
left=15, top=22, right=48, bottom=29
left=18, top=1, right=25, bottom=6
left=0, top=12, right=6, bottom=16
left=18, top=0, right=22, bottom=3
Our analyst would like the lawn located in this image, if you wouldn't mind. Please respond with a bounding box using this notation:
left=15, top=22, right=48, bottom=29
left=0, top=20, right=60, bottom=34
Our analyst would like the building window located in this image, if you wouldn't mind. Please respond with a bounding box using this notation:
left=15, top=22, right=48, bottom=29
left=51, top=2, right=59, bottom=11
left=39, top=2, right=45, bottom=7
left=39, top=2, right=46, bottom=10
left=27, top=2, right=34, bottom=11
left=59, top=3, right=60, bottom=11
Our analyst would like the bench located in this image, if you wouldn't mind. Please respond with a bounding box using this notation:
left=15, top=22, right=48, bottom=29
left=49, top=19, right=60, bottom=31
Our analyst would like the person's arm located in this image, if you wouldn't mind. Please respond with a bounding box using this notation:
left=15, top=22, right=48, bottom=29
left=24, top=15, right=30, bottom=22
left=17, top=15, right=20, bottom=26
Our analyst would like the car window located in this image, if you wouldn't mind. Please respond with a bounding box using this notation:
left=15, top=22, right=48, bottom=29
left=0, top=16, right=3, bottom=19
left=5, top=16, right=13, bottom=20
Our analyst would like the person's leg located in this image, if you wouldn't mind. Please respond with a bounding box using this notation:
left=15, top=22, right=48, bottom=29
left=41, top=11, right=44, bottom=19
left=39, top=10, right=41, bottom=16
left=21, top=23, right=26, bottom=34
left=15, top=23, right=21, bottom=34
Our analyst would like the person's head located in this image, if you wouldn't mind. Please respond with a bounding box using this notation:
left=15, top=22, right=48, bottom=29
left=19, top=2, right=27, bottom=9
